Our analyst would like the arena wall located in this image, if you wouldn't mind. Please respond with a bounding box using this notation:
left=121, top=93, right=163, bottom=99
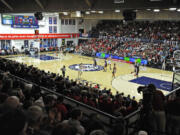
left=82, top=10, right=180, bottom=20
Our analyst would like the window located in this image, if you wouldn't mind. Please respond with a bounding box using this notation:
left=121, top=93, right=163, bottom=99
left=73, top=19, right=76, bottom=25
left=61, top=19, right=64, bottom=25
left=69, top=19, right=72, bottom=25
left=65, top=19, right=68, bottom=25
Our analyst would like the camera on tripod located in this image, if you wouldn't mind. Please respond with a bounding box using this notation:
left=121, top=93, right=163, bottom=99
left=137, top=84, right=156, bottom=112
left=138, top=86, right=149, bottom=93
left=137, top=85, right=153, bottom=94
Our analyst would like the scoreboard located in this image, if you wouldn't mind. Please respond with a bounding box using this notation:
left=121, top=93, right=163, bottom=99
left=11, top=15, right=39, bottom=28
left=1, top=14, right=13, bottom=25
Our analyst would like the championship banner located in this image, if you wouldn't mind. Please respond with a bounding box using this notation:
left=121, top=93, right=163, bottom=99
left=0, top=33, right=80, bottom=40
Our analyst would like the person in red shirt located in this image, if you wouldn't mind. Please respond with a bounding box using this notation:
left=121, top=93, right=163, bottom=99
left=56, top=96, right=68, bottom=119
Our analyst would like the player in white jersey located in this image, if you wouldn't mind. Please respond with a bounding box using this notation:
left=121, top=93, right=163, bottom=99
left=107, top=57, right=111, bottom=70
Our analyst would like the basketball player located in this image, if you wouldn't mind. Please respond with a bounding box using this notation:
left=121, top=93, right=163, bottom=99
left=108, top=57, right=111, bottom=70
left=63, top=45, right=67, bottom=56
left=78, top=63, right=83, bottom=79
left=171, top=57, right=176, bottom=72
left=131, top=60, right=140, bottom=78
left=162, top=59, right=166, bottom=70
left=112, top=63, right=117, bottom=78
left=93, top=58, right=97, bottom=67
left=61, top=65, right=66, bottom=77
left=104, top=59, right=107, bottom=72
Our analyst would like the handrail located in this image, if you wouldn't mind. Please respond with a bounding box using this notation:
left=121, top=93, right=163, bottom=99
left=124, top=108, right=141, bottom=120
left=3, top=69, right=180, bottom=121
left=165, top=86, right=180, bottom=97
left=2, top=71, right=117, bottom=120
left=123, top=87, right=180, bottom=125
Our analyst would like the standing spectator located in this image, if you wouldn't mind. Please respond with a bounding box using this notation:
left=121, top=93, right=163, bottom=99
left=166, top=90, right=180, bottom=135
left=151, top=84, right=166, bottom=135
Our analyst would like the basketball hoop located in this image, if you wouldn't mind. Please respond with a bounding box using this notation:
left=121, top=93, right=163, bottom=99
left=172, top=69, right=180, bottom=90
left=173, top=50, right=180, bottom=60
left=173, top=50, right=180, bottom=68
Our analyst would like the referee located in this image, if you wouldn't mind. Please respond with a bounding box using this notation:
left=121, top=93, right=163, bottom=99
left=135, top=61, right=140, bottom=78
left=61, top=65, right=66, bottom=77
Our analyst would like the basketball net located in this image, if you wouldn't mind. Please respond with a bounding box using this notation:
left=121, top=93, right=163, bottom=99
left=173, top=50, right=180, bottom=71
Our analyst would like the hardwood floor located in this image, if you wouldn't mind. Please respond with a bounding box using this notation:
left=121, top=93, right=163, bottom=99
left=3, top=52, right=173, bottom=101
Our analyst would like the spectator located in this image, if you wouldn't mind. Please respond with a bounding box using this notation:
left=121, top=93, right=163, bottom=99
left=150, top=84, right=166, bottom=135
left=52, top=123, right=77, bottom=135
left=62, top=109, right=85, bottom=135
left=138, top=130, right=148, bottom=135
left=166, top=90, right=180, bottom=135
left=85, top=113, right=104, bottom=135
left=56, top=95, right=68, bottom=119
left=0, top=96, right=21, bottom=114
left=0, top=109, right=28, bottom=135
left=89, top=129, right=108, bottom=135
left=26, top=105, right=48, bottom=135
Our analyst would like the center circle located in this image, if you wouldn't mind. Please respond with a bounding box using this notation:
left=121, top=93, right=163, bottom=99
left=69, top=64, right=104, bottom=72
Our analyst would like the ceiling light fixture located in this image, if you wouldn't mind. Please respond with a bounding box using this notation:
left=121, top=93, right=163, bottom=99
left=98, top=11, right=103, bottom=14
left=134, top=9, right=138, bottom=12
left=169, top=8, right=177, bottom=11
left=63, top=12, right=68, bottom=15
left=85, top=11, right=90, bottom=14
left=115, top=9, right=120, bottom=12
left=177, top=9, right=180, bottom=12
left=76, top=11, right=81, bottom=17
left=91, top=10, right=96, bottom=13
left=153, top=9, right=160, bottom=12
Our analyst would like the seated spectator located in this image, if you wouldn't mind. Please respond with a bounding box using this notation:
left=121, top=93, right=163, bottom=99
left=26, top=105, right=48, bottom=135
left=0, top=96, right=21, bottom=114
left=89, top=129, right=108, bottom=135
left=42, top=107, right=62, bottom=133
left=138, top=130, right=148, bottom=135
left=52, top=123, right=77, bottom=135
left=0, top=109, right=28, bottom=135
left=62, top=108, right=85, bottom=135
left=84, top=113, right=104, bottom=135
left=55, top=95, right=68, bottom=119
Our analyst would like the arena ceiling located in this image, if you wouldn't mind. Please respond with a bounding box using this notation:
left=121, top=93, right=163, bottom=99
left=0, top=0, right=180, bottom=13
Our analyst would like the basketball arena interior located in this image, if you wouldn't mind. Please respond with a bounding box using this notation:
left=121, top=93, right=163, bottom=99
left=0, top=0, right=180, bottom=135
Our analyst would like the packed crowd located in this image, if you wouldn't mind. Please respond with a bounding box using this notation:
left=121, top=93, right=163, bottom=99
left=1, top=20, right=180, bottom=135
left=0, top=57, right=180, bottom=135
left=0, top=57, right=139, bottom=135
left=0, top=57, right=139, bottom=116
left=77, top=21, right=180, bottom=70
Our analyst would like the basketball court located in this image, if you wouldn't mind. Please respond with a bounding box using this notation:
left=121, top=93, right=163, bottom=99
left=2, top=52, right=173, bottom=100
